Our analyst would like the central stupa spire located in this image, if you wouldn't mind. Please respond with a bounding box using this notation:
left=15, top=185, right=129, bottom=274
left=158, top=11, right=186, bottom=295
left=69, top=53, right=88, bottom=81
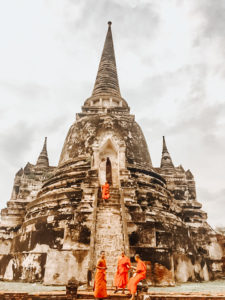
left=92, top=21, right=121, bottom=97
left=83, top=22, right=129, bottom=111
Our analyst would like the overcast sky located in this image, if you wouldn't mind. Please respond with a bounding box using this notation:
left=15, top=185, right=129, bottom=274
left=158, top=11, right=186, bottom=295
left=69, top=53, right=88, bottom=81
left=0, top=0, right=224, bottom=228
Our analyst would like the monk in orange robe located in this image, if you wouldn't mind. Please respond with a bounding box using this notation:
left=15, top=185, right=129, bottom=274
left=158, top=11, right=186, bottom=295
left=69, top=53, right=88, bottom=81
left=102, top=182, right=110, bottom=204
left=94, top=251, right=107, bottom=299
left=114, top=251, right=131, bottom=293
left=128, top=254, right=146, bottom=300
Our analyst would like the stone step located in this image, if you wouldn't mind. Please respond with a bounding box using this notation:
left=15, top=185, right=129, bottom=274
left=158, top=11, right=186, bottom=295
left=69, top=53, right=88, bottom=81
left=98, top=201, right=120, bottom=205
left=95, top=243, right=123, bottom=249
left=97, top=207, right=121, bottom=212
left=95, top=225, right=121, bottom=229
left=98, top=193, right=120, bottom=198
left=96, top=212, right=120, bottom=215
left=95, top=230, right=123, bottom=235
left=95, top=224, right=122, bottom=228
left=96, top=223, right=122, bottom=228
left=94, top=191, right=125, bottom=285
left=96, top=209, right=120, bottom=213
left=96, top=220, right=122, bottom=225
left=95, top=232, right=123, bottom=237
left=95, top=238, right=123, bottom=243
left=77, top=290, right=131, bottom=299
left=96, top=214, right=121, bottom=219
left=96, top=214, right=120, bottom=217
left=95, top=248, right=122, bottom=252
left=98, top=195, right=119, bottom=199
left=95, top=229, right=123, bottom=234
left=97, top=206, right=120, bottom=209
left=107, top=195, right=120, bottom=199
left=96, top=213, right=121, bottom=217
left=96, top=225, right=121, bottom=229
left=96, top=217, right=121, bottom=222
left=95, top=235, right=123, bottom=238
left=94, top=245, right=123, bottom=251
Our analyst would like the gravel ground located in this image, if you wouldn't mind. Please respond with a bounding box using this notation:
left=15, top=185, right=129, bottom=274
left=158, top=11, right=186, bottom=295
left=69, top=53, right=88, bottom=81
left=149, top=280, right=225, bottom=292
left=0, top=280, right=224, bottom=293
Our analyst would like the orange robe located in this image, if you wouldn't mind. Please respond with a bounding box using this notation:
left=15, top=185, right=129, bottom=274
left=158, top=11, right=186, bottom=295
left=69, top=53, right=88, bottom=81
left=127, top=260, right=146, bottom=294
left=114, top=256, right=131, bottom=289
left=94, top=258, right=107, bottom=298
left=102, top=183, right=110, bottom=200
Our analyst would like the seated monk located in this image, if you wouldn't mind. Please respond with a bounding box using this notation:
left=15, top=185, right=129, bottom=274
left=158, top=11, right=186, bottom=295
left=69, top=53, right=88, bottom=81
left=127, top=254, right=146, bottom=300
left=102, top=182, right=110, bottom=204
left=94, top=251, right=107, bottom=299
left=114, top=250, right=131, bottom=293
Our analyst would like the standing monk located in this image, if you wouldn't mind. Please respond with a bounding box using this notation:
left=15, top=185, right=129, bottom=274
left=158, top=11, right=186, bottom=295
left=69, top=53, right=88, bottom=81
left=128, top=254, right=146, bottom=300
left=102, top=182, right=110, bottom=204
left=114, top=251, right=131, bottom=293
left=94, top=251, right=108, bottom=299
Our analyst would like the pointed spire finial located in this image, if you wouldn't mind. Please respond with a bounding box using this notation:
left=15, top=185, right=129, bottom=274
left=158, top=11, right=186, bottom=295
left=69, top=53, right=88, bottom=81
left=43, top=137, right=47, bottom=151
left=91, top=21, right=121, bottom=98
left=162, top=136, right=168, bottom=152
left=36, top=137, right=49, bottom=169
left=83, top=22, right=130, bottom=111
left=160, top=136, right=174, bottom=169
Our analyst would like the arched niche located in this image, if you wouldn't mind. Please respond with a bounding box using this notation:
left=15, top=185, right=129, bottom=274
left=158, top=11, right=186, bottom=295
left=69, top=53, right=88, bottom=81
left=92, top=133, right=126, bottom=187
left=98, top=139, right=119, bottom=187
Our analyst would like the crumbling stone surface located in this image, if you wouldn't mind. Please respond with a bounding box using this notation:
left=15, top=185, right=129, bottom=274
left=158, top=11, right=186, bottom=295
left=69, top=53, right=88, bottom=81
left=59, top=114, right=152, bottom=170
left=0, top=22, right=223, bottom=286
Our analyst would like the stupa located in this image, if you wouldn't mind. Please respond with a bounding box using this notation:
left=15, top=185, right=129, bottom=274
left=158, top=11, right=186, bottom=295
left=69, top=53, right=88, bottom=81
left=0, top=22, right=223, bottom=285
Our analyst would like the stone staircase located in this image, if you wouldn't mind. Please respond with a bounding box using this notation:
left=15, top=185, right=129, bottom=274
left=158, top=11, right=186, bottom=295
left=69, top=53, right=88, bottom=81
left=94, top=188, right=125, bottom=286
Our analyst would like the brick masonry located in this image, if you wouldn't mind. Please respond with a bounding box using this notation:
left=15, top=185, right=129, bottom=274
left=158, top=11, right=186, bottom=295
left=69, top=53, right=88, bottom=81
left=0, top=22, right=224, bottom=286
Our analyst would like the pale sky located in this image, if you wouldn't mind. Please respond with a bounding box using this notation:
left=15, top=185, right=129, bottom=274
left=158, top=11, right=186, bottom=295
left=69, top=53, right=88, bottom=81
left=0, top=0, right=224, bottom=228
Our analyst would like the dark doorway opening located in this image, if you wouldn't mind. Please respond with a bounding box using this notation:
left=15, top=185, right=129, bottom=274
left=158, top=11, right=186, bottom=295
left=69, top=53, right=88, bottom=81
left=106, top=157, right=112, bottom=185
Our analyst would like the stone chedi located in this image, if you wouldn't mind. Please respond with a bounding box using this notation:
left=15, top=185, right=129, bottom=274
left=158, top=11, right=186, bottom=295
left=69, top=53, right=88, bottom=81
left=0, top=22, right=223, bottom=285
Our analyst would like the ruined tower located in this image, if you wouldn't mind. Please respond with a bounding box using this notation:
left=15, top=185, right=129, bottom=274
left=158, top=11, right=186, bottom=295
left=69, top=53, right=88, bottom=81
left=0, top=22, right=223, bottom=285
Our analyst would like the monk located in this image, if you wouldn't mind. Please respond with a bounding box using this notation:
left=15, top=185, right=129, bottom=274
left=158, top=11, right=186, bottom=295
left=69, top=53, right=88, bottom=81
left=102, top=182, right=110, bottom=204
left=114, top=251, right=131, bottom=293
left=127, top=254, right=146, bottom=300
left=94, top=251, right=107, bottom=299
